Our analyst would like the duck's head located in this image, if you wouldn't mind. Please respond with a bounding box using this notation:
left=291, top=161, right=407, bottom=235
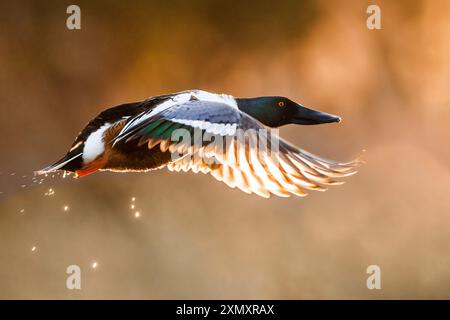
left=236, top=96, right=341, bottom=127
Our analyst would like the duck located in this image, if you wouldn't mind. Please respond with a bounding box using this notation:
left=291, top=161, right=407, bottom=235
left=37, top=90, right=361, bottom=198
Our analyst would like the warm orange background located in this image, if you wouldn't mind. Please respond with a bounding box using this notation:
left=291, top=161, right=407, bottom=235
left=0, top=0, right=449, bottom=299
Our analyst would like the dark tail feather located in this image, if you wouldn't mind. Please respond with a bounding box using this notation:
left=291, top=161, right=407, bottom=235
left=35, top=153, right=82, bottom=176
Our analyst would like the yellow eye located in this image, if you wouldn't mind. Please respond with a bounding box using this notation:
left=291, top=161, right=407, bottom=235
left=277, top=101, right=285, bottom=107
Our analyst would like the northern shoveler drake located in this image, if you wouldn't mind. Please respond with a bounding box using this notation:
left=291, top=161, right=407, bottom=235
left=37, top=90, right=360, bottom=198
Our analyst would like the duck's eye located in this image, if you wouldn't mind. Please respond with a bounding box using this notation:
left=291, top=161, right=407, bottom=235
left=277, top=101, right=285, bottom=107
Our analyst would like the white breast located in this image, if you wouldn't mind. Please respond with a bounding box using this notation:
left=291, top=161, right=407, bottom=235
left=83, top=123, right=112, bottom=163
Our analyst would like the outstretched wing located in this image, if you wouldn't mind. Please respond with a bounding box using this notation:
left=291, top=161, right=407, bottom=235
left=114, top=99, right=361, bottom=198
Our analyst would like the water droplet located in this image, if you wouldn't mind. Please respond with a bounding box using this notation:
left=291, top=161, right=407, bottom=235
left=31, top=246, right=37, bottom=252
left=134, top=211, right=140, bottom=218
left=92, top=261, right=98, bottom=269
left=63, top=205, right=69, bottom=212
left=44, top=188, right=55, bottom=196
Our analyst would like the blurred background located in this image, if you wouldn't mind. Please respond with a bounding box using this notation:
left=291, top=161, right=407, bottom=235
left=0, top=0, right=449, bottom=299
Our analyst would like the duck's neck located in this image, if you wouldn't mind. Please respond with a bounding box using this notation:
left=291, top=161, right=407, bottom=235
left=235, top=97, right=279, bottom=127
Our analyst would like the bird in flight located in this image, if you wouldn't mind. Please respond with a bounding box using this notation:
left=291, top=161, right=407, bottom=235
left=37, top=90, right=360, bottom=198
